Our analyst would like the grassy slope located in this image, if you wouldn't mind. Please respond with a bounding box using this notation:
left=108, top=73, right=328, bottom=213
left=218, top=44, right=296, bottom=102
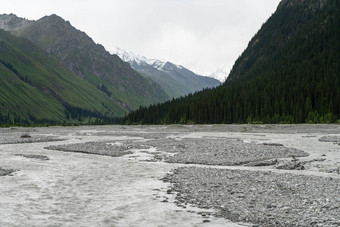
left=0, top=64, right=65, bottom=121
left=0, top=29, right=128, bottom=121
left=12, top=15, right=169, bottom=110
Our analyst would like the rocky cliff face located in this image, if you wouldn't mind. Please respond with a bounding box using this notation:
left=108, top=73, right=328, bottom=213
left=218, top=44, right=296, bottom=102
left=0, top=14, right=32, bottom=31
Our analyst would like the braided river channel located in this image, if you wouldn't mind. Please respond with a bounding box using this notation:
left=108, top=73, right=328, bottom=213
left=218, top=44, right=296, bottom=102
left=0, top=125, right=339, bottom=226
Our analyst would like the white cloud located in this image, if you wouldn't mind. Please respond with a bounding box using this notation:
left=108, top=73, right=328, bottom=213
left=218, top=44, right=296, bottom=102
left=0, top=0, right=281, bottom=78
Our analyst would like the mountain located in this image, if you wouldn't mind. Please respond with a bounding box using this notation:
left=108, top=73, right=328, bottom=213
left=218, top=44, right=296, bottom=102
left=112, top=47, right=221, bottom=98
left=209, top=68, right=229, bottom=83
left=0, top=14, right=169, bottom=113
left=0, top=29, right=127, bottom=125
left=123, top=0, right=340, bottom=124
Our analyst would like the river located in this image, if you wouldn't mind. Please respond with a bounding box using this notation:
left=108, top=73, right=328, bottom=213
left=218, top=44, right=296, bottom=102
left=0, top=126, right=244, bottom=226
left=0, top=125, right=339, bottom=226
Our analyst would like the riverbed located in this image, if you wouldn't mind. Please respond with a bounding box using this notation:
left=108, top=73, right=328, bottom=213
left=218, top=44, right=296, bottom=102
left=0, top=125, right=339, bottom=226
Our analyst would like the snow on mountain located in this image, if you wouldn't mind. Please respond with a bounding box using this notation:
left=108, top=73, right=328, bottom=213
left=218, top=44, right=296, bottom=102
left=209, top=68, right=229, bottom=82
left=111, top=47, right=183, bottom=72
left=110, top=47, right=221, bottom=98
left=112, top=47, right=228, bottom=82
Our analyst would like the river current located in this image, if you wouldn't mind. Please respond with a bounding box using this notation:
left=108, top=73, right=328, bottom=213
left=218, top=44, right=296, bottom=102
left=0, top=127, right=241, bottom=227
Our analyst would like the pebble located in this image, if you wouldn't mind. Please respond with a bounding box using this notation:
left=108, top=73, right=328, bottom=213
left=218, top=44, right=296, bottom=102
left=319, top=136, right=340, bottom=146
left=46, top=141, right=137, bottom=157
left=0, top=132, right=63, bottom=144
left=164, top=167, right=340, bottom=226
left=0, top=167, right=15, bottom=176
left=15, top=154, right=50, bottom=161
left=161, top=138, right=308, bottom=166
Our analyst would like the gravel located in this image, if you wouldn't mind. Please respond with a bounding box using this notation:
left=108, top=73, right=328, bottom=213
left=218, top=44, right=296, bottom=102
left=0, top=167, right=15, bottom=176
left=15, top=154, right=50, bottom=161
left=159, top=138, right=308, bottom=166
left=163, top=167, right=340, bottom=227
left=45, top=141, right=143, bottom=157
left=0, top=133, right=64, bottom=144
left=2, top=125, right=338, bottom=226
left=319, top=136, right=340, bottom=146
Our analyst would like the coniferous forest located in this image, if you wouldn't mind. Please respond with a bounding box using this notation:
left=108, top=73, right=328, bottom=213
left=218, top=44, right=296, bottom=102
left=123, top=0, right=340, bottom=124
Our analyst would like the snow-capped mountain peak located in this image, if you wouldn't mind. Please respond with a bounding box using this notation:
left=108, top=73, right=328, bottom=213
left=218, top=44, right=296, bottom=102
left=110, top=46, right=221, bottom=99
left=111, top=47, right=182, bottom=72
left=111, top=47, right=146, bottom=64
left=209, top=68, right=229, bottom=82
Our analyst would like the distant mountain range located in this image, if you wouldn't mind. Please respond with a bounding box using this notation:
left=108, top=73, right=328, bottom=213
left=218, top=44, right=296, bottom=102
left=209, top=68, right=229, bottom=83
left=0, top=14, right=169, bottom=112
left=123, top=0, right=340, bottom=124
left=0, top=13, right=222, bottom=125
left=112, top=47, right=220, bottom=98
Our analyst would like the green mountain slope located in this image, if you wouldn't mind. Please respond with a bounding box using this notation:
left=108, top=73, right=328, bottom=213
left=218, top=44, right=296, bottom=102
left=123, top=0, right=340, bottom=124
left=0, top=14, right=169, bottom=112
left=0, top=29, right=128, bottom=125
left=0, top=62, right=65, bottom=123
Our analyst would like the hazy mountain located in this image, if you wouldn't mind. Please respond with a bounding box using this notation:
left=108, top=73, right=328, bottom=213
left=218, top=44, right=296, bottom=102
left=0, top=29, right=128, bottom=124
left=112, top=47, right=221, bottom=98
left=123, top=0, right=340, bottom=124
left=0, top=14, right=169, bottom=113
left=209, top=68, right=229, bottom=83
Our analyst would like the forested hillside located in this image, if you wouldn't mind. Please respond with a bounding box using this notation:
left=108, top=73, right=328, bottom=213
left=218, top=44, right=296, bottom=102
left=123, top=0, right=340, bottom=124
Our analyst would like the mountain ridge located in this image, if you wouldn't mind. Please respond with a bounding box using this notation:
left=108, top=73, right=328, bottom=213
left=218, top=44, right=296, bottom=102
left=112, top=47, right=221, bottom=98
left=0, top=14, right=169, bottom=113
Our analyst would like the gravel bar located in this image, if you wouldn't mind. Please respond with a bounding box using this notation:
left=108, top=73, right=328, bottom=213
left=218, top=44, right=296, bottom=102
left=161, top=138, right=308, bottom=166
left=163, top=167, right=340, bottom=227
left=0, top=134, right=64, bottom=144
left=0, top=167, right=15, bottom=176
left=45, top=141, right=139, bottom=157
left=15, top=154, right=50, bottom=160
left=319, top=136, right=340, bottom=145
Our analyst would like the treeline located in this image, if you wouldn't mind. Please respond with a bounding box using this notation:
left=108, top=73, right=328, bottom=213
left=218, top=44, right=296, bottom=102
left=123, top=74, right=339, bottom=125
left=0, top=104, right=120, bottom=127
left=122, top=0, right=340, bottom=124
left=63, top=103, right=119, bottom=124
left=0, top=113, right=61, bottom=127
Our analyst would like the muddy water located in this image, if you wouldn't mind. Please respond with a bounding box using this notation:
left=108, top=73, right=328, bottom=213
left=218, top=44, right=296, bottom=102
left=0, top=127, right=242, bottom=227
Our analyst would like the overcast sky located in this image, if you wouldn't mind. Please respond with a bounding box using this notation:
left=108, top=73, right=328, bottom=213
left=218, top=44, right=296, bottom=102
left=0, top=0, right=281, bottom=79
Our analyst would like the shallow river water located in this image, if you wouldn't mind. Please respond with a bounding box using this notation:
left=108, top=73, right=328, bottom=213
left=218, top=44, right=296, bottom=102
left=0, top=125, right=339, bottom=226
